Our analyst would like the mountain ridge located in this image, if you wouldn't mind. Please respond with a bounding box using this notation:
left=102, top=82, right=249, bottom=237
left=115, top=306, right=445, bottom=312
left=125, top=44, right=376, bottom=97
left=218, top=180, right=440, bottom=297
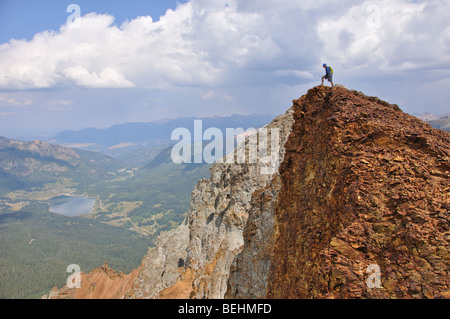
left=0, top=136, right=126, bottom=193
left=46, top=85, right=450, bottom=299
left=52, top=114, right=275, bottom=147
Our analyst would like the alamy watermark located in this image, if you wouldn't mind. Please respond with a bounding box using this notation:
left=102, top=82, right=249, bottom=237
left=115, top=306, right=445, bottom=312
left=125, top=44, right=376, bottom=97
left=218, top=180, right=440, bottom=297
left=366, top=264, right=382, bottom=289
left=171, top=120, right=280, bottom=175
left=366, top=3, right=382, bottom=29
left=66, top=4, right=81, bottom=25
left=66, top=264, right=82, bottom=289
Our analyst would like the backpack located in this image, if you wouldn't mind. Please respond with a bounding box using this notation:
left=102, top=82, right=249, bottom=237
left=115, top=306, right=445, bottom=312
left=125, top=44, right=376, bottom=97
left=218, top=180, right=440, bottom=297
left=329, top=66, right=334, bottom=74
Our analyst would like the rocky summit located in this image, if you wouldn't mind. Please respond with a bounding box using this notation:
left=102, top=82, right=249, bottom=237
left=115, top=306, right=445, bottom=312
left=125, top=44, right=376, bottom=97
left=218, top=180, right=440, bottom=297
left=47, top=85, right=450, bottom=299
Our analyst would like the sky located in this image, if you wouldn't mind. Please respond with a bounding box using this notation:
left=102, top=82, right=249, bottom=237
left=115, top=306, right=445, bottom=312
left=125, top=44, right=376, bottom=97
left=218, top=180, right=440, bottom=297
left=0, top=0, right=449, bottom=139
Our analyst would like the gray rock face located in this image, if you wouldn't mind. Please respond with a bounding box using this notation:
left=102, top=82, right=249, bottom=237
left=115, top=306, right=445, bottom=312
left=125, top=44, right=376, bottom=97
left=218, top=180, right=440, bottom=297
left=128, top=107, right=294, bottom=299
left=226, top=174, right=282, bottom=299
left=127, top=220, right=189, bottom=299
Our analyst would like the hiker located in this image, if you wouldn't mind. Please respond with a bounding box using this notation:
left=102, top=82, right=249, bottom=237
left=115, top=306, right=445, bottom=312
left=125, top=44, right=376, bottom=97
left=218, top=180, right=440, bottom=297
left=321, top=63, right=334, bottom=88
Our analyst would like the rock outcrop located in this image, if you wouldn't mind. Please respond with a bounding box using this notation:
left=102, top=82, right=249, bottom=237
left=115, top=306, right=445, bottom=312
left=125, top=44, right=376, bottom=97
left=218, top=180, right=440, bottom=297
left=126, top=220, right=190, bottom=299
left=126, top=105, right=295, bottom=299
left=230, top=86, right=449, bottom=299
left=44, top=262, right=139, bottom=299
left=47, top=85, right=449, bottom=299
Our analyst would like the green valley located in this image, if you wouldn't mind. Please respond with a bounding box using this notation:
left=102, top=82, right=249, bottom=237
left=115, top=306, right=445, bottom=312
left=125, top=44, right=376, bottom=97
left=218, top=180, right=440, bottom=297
left=0, top=114, right=273, bottom=298
left=0, top=136, right=211, bottom=298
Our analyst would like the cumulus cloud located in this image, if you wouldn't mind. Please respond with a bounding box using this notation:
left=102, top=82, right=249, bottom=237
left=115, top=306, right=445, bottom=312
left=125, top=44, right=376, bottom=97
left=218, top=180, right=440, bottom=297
left=318, top=0, right=450, bottom=79
left=0, top=0, right=449, bottom=92
left=62, top=66, right=135, bottom=88
left=0, top=0, right=317, bottom=90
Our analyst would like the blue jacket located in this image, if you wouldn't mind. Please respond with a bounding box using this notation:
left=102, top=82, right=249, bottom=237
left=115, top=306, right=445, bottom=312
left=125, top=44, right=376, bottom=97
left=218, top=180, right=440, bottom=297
left=325, top=66, right=331, bottom=75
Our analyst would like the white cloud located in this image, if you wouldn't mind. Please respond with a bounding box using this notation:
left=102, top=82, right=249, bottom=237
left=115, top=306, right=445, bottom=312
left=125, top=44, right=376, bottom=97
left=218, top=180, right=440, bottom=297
left=273, top=69, right=314, bottom=80
left=0, top=0, right=312, bottom=90
left=45, top=99, right=74, bottom=106
left=200, top=90, right=234, bottom=101
left=200, top=90, right=218, bottom=100
left=62, top=66, right=135, bottom=88
left=0, top=0, right=449, bottom=118
left=0, top=4, right=221, bottom=89
left=0, top=94, right=33, bottom=106
left=317, top=0, right=450, bottom=78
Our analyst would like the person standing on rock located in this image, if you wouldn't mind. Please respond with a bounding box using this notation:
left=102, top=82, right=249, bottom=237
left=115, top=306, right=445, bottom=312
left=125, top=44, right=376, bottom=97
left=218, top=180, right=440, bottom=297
left=321, top=63, right=334, bottom=88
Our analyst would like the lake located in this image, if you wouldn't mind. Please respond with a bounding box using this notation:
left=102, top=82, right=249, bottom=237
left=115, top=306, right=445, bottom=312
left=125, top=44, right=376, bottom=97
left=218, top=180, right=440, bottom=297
left=48, top=195, right=96, bottom=217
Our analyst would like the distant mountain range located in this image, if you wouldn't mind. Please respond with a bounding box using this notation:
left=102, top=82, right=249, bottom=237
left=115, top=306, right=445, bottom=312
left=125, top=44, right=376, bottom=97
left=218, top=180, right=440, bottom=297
left=414, top=113, right=450, bottom=132
left=52, top=114, right=275, bottom=147
left=0, top=136, right=125, bottom=193
left=428, top=115, right=450, bottom=132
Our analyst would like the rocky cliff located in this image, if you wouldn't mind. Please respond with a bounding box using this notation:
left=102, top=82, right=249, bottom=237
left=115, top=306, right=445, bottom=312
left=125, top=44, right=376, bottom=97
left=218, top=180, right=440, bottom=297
left=47, top=85, right=449, bottom=299
left=126, top=104, right=295, bottom=299
left=229, top=85, right=449, bottom=299
left=45, top=262, right=139, bottom=299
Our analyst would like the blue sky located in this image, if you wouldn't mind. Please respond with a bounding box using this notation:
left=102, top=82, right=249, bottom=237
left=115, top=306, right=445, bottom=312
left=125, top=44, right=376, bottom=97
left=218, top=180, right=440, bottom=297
left=0, top=1, right=186, bottom=43
left=0, top=0, right=449, bottom=139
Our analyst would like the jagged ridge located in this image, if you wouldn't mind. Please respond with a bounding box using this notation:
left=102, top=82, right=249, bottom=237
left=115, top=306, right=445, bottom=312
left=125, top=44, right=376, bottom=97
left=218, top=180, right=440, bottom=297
left=231, top=85, right=449, bottom=299
left=47, top=85, right=450, bottom=299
